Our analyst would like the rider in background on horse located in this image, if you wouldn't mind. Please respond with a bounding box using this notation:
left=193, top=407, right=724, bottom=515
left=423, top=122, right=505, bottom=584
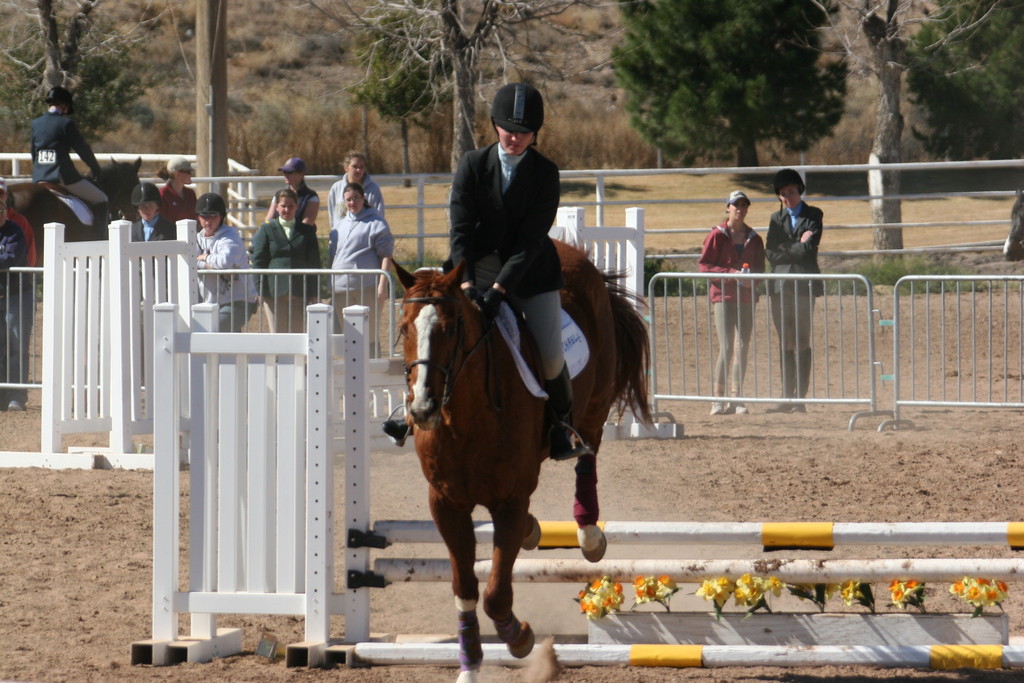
left=30, top=86, right=108, bottom=233
left=385, top=82, right=591, bottom=462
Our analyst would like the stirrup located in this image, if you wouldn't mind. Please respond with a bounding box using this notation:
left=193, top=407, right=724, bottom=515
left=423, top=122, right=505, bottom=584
left=548, top=422, right=593, bottom=461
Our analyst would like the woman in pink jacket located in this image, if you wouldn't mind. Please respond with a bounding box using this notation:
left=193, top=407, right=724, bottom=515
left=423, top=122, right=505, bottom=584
left=698, top=190, right=766, bottom=415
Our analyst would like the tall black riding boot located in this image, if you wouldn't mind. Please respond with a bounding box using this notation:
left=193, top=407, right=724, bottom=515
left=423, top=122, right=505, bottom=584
left=766, top=349, right=796, bottom=413
left=92, top=201, right=109, bottom=232
left=792, top=348, right=813, bottom=413
left=545, top=364, right=594, bottom=461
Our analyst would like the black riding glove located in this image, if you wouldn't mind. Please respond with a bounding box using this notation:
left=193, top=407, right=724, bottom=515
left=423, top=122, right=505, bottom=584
left=462, top=286, right=480, bottom=303
left=479, top=288, right=504, bottom=321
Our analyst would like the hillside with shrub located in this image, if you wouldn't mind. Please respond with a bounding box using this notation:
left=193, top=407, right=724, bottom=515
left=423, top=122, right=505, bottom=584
left=1, top=1, right=929, bottom=175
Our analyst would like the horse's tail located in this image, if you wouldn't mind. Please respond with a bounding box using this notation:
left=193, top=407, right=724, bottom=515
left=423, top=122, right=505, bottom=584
left=605, top=272, right=653, bottom=425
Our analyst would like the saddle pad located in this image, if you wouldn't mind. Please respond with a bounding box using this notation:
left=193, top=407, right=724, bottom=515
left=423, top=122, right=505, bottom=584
left=561, top=309, right=590, bottom=379
left=53, top=192, right=93, bottom=225
left=493, top=304, right=592, bottom=399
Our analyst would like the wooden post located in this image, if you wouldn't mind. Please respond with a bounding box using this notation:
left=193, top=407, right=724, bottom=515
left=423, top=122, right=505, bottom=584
left=195, top=0, right=228, bottom=194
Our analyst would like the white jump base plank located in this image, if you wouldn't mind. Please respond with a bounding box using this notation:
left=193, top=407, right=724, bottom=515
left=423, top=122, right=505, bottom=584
left=589, top=612, right=1009, bottom=647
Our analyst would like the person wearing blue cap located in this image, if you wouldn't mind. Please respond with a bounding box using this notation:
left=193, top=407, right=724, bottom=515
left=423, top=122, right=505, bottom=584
left=265, top=157, right=320, bottom=230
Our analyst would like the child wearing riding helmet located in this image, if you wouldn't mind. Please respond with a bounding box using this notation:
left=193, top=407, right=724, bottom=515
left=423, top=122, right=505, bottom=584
left=390, top=84, right=587, bottom=462
left=765, top=168, right=824, bottom=413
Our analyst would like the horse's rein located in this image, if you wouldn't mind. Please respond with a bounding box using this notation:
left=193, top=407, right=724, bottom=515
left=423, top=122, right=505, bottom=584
left=401, top=295, right=493, bottom=407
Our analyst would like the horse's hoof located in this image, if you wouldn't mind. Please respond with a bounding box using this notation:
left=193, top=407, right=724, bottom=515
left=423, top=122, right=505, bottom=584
left=521, top=515, right=541, bottom=550
left=507, top=621, right=535, bottom=659
left=456, top=668, right=479, bottom=683
left=578, top=524, right=607, bottom=563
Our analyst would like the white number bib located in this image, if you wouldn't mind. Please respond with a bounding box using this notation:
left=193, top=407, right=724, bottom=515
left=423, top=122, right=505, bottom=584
left=36, top=149, right=56, bottom=164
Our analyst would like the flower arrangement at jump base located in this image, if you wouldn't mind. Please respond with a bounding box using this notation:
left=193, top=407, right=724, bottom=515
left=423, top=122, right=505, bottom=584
left=575, top=575, right=1008, bottom=620
left=575, top=576, right=624, bottom=620
left=950, top=577, right=1009, bottom=618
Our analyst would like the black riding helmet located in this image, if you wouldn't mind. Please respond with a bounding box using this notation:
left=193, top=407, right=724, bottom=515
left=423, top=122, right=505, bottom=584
left=195, top=192, right=227, bottom=217
left=45, top=86, right=74, bottom=115
left=773, top=168, right=805, bottom=195
left=491, top=83, right=544, bottom=133
left=131, top=182, right=161, bottom=206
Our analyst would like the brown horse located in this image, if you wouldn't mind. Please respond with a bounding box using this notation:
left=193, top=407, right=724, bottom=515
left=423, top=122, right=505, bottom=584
left=8, top=157, right=142, bottom=261
left=393, top=241, right=651, bottom=681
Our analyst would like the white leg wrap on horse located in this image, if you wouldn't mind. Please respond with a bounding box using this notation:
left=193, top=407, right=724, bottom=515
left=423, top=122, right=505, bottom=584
left=578, top=524, right=607, bottom=563
left=455, top=597, right=478, bottom=612
left=456, top=669, right=479, bottom=683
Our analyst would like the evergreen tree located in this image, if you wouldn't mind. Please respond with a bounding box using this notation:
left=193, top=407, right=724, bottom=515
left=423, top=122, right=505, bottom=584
left=908, top=0, right=1023, bottom=160
left=613, top=0, right=846, bottom=166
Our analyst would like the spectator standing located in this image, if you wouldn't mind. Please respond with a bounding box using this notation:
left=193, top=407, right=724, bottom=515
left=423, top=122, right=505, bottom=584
left=129, top=183, right=176, bottom=242
left=327, top=151, right=384, bottom=229
left=30, top=86, right=108, bottom=231
left=252, top=188, right=321, bottom=333
left=195, top=192, right=257, bottom=333
left=765, top=169, right=823, bottom=413
left=698, top=190, right=766, bottom=415
left=160, top=156, right=198, bottom=225
left=265, top=157, right=319, bottom=229
left=0, top=198, right=28, bottom=411
left=328, top=182, right=393, bottom=355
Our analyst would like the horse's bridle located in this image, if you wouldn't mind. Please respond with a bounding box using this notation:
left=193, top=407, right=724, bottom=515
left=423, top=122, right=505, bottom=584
left=401, top=295, right=491, bottom=407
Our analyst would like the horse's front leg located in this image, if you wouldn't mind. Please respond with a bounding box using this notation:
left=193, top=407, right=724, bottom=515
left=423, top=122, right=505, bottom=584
left=429, top=493, right=482, bottom=680
left=484, top=501, right=535, bottom=659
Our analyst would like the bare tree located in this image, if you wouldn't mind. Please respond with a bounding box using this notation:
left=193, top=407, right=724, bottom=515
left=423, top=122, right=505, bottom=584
left=0, top=0, right=160, bottom=136
left=812, top=0, right=1001, bottom=251
left=305, top=0, right=609, bottom=170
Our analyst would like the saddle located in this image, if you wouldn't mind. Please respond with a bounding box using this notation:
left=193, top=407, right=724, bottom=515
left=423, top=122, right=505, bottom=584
left=37, top=182, right=93, bottom=225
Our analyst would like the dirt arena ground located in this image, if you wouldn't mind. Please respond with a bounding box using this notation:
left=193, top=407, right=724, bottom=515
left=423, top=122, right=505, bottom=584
left=3, top=390, right=1024, bottom=682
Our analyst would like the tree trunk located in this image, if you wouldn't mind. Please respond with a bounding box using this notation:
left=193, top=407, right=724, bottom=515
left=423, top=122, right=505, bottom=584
left=400, top=118, right=411, bottom=175
left=735, top=141, right=759, bottom=168
left=36, top=0, right=62, bottom=88
left=450, top=51, right=476, bottom=171
left=866, top=6, right=905, bottom=253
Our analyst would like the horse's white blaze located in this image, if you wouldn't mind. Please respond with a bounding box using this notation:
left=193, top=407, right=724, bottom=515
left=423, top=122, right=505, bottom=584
left=409, top=304, right=440, bottom=415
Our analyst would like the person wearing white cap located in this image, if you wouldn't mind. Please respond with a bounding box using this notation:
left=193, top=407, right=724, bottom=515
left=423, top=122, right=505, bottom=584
left=159, top=156, right=197, bottom=224
left=265, top=157, right=319, bottom=229
left=699, top=190, right=766, bottom=415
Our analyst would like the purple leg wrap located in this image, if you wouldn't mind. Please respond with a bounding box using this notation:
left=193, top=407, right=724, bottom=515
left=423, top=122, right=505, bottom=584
left=572, top=455, right=599, bottom=526
left=457, top=609, right=482, bottom=671
left=493, top=613, right=522, bottom=644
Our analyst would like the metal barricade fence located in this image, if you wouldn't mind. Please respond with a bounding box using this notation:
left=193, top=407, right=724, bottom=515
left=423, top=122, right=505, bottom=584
left=195, top=267, right=398, bottom=357
left=647, top=272, right=885, bottom=429
left=0, top=267, right=41, bottom=404
left=881, top=275, right=1024, bottom=430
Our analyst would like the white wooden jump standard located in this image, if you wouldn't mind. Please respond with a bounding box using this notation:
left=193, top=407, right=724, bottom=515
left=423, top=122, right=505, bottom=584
left=133, top=302, right=372, bottom=667
left=352, top=642, right=1024, bottom=670
left=372, top=557, right=1024, bottom=584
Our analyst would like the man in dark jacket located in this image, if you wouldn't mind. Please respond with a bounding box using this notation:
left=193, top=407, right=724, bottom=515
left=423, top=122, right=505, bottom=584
left=30, top=86, right=108, bottom=230
left=129, top=182, right=177, bottom=242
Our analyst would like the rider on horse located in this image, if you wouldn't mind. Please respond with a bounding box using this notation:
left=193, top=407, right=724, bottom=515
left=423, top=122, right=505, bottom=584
left=384, top=83, right=592, bottom=462
left=30, top=86, right=108, bottom=231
